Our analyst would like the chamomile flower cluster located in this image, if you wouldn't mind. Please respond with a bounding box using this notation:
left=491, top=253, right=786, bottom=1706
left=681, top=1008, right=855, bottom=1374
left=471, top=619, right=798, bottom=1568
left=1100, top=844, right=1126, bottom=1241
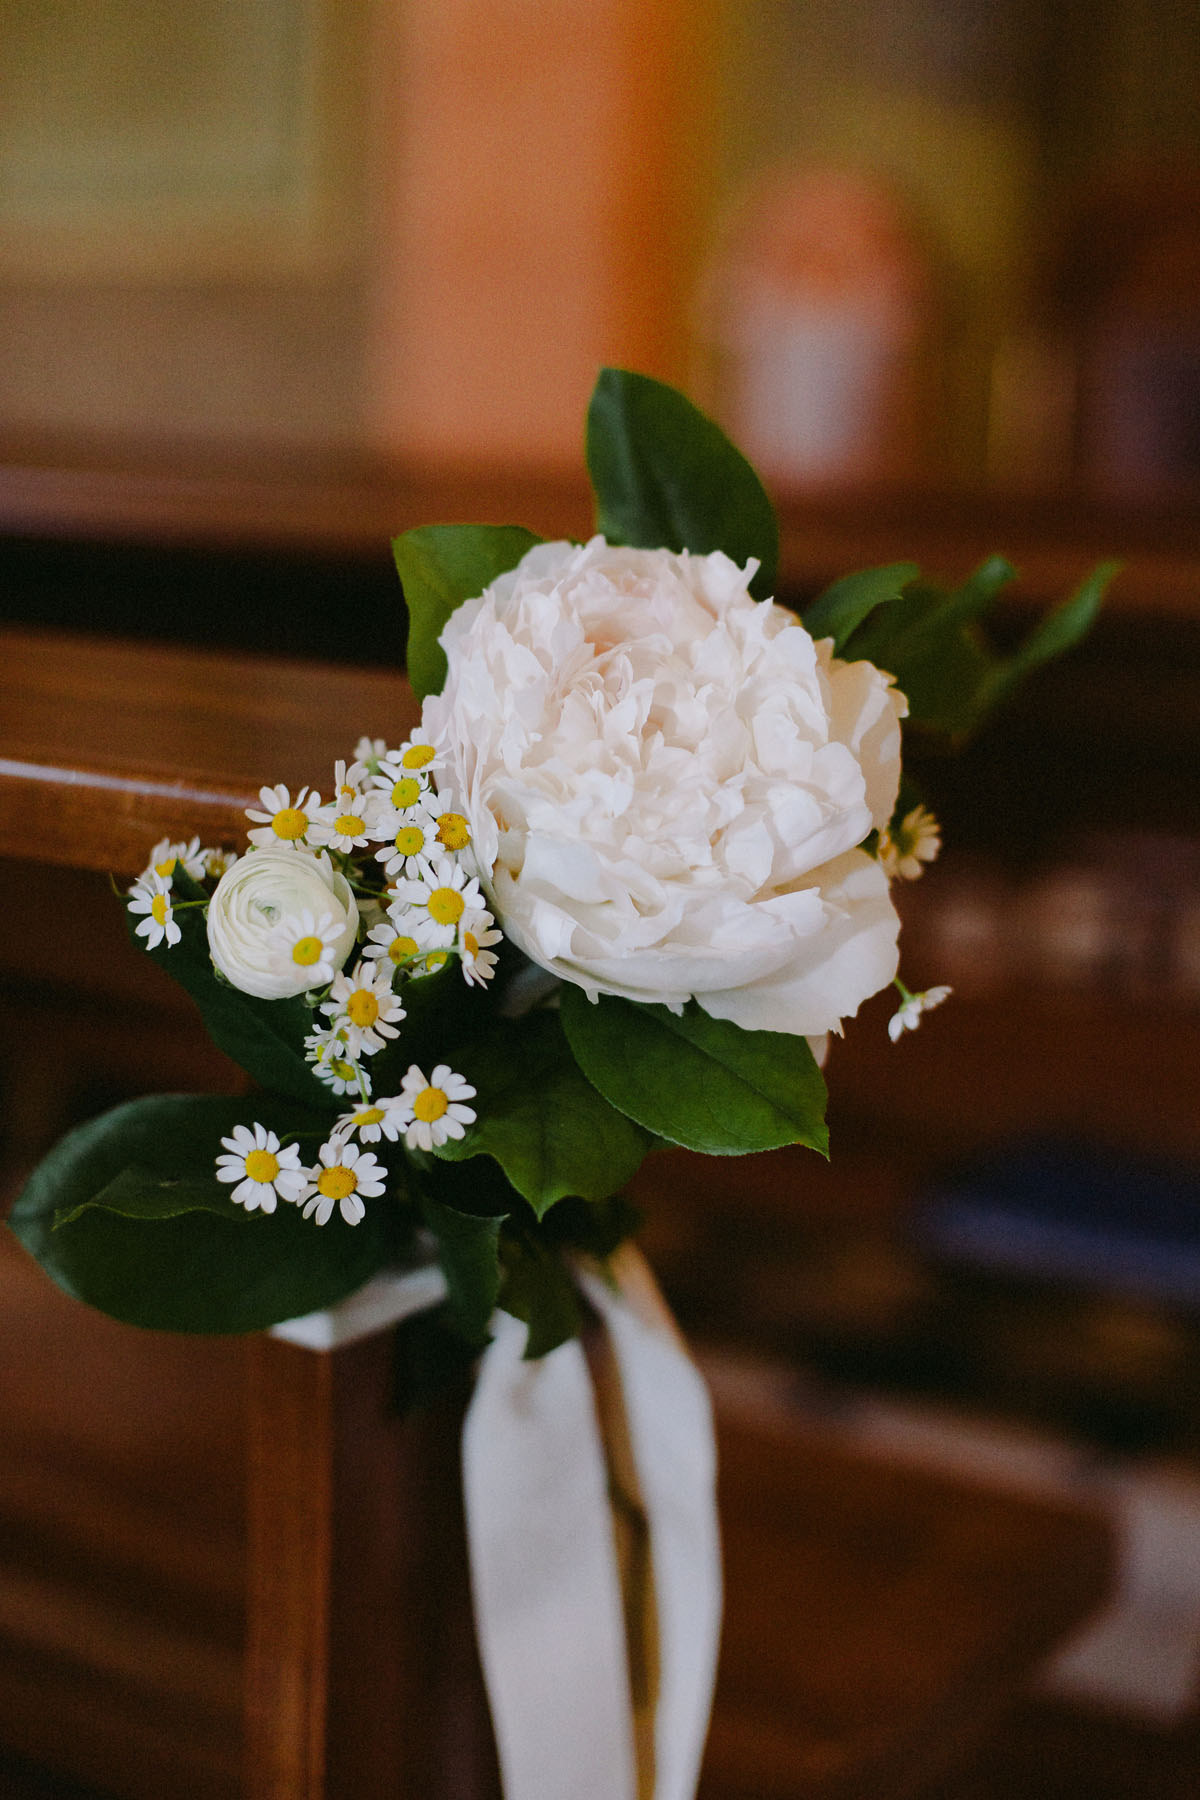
left=126, top=835, right=237, bottom=951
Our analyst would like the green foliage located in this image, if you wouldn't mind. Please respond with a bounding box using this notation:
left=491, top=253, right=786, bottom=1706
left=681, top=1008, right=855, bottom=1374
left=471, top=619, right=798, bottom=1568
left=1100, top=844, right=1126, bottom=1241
left=433, top=1011, right=654, bottom=1215
left=840, top=557, right=1120, bottom=741
left=134, top=873, right=333, bottom=1108
left=394, top=523, right=543, bottom=700
left=559, top=988, right=828, bottom=1158
left=7, top=1095, right=403, bottom=1333
left=498, top=1233, right=584, bottom=1359
left=417, top=1189, right=505, bottom=1346
left=586, top=368, right=779, bottom=600
left=802, top=562, right=919, bottom=651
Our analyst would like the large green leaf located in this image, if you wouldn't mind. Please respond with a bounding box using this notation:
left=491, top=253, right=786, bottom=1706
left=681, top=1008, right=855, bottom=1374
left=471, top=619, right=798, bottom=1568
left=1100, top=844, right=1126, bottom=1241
left=559, top=988, right=828, bottom=1157
left=434, top=1012, right=653, bottom=1215
left=393, top=523, right=543, bottom=700
left=7, top=1095, right=404, bottom=1333
left=498, top=1234, right=584, bottom=1359
left=802, top=562, right=919, bottom=651
left=134, top=874, right=333, bottom=1108
left=418, top=1190, right=505, bottom=1346
left=586, top=368, right=779, bottom=600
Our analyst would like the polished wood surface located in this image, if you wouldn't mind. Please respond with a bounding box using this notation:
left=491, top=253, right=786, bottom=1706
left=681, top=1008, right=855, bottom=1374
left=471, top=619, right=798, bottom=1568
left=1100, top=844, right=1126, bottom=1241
left=0, top=626, right=419, bottom=875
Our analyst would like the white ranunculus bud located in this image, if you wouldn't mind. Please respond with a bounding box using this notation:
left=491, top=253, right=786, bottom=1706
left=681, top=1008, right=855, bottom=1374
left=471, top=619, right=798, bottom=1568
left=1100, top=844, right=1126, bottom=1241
left=423, top=536, right=907, bottom=1038
left=207, top=845, right=359, bottom=1000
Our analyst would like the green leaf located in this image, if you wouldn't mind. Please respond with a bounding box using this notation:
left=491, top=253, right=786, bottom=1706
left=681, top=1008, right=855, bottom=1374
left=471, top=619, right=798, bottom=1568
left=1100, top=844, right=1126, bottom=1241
left=132, top=874, right=333, bottom=1108
left=418, top=1191, right=505, bottom=1346
left=559, top=988, right=828, bottom=1158
left=7, top=1095, right=404, bottom=1334
left=586, top=368, right=779, bottom=600
left=434, top=1012, right=653, bottom=1215
left=498, top=1235, right=584, bottom=1359
left=802, top=562, right=919, bottom=651
left=993, top=559, right=1119, bottom=691
left=393, top=523, right=543, bottom=700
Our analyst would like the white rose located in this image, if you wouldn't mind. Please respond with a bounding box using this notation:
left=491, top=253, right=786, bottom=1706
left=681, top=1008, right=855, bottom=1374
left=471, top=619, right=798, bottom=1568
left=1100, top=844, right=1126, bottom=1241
left=207, top=845, right=359, bottom=1000
left=422, top=536, right=906, bottom=1038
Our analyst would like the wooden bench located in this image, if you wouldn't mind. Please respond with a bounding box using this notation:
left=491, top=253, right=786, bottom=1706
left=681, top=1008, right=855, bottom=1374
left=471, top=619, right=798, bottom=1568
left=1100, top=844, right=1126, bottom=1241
left=0, top=623, right=1113, bottom=1800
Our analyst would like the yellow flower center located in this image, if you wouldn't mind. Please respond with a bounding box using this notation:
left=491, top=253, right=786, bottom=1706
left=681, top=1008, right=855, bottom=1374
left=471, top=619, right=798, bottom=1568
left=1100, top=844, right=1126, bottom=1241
left=272, top=807, right=308, bottom=840
left=464, top=930, right=479, bottom=958
left=244, top=1149, right=280, bottom=1184
left=401, top=744, right=436, bottom=770
left=334, top=812, right=365, bottom=838
left=292, top=935, right=323, bottom=966
left=413, top=1085, right=448, bottom=1124
left=151, top=893, right=169, bottom=925
left=329, top=1057, right=357, bottom=1082
left=391, top=776, right=422, bottom=808
left=338, top=785, right=356, bottom=804
left=394, top=825, right=425, bottom=856
left=347, top=990, right=380, bottom=1029
left=154, top=856, right=177, bottom=878
left=355, top=1107, right=385, bottom=1127
left=424, top=949, right=450, bottom=971
left=388, top=934, right=419, bottom=965
left=317, top=1164, right=358, bottom=1201
left=436, top=812, right=471, bottom=850
left=427, top=886, right=464, bottom=926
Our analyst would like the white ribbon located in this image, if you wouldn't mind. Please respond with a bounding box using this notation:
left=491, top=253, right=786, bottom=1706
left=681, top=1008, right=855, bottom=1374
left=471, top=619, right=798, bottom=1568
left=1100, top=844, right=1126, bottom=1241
left=463, top=1248, right=722, bottom=1800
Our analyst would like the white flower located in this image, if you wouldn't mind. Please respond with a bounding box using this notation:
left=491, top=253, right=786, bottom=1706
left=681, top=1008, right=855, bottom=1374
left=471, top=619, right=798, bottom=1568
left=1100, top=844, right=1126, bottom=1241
left=335, top=1095, right=408, bottom=1143
left=214, top=1122, right=307, bottom=1212
left=143, top=835, right=207, bottom=884
left=128, top=873, right=181, bottom=950
left=320, top=960, right=406, bottom=1054
left=307, top=1026, right=372, bottom=1098
left=423, top=536, right=907, bottom=1037
left=206, top=845, right=358, bottom=999
left=370, top=755, right=431, bottom=819
left=355, top=735, right=391, bottom=768
left=246, top=784, right=323, bottom=849
left=204, top=846, right=239, bottom=881
left=888, top=983, right=952, bottom=1042
left=373, top=801, right=439, bottom=878
left=396, top=1062, right=477, bottom=1151
left=391, top=855, right=485, bottom=949
left=361, top=915, right=426, bottom=973
left=458, top=908, right=502, bottom=986
left=878, top=804, right=942, bottom=881
left=301, top=1136, right=388, bottom=1225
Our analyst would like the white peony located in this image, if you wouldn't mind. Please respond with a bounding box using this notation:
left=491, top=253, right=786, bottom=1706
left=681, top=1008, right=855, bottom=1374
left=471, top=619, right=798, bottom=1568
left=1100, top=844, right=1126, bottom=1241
left=422, top=537, right=906, bottom=1037
left=207, top=845, right=359, bottom=1000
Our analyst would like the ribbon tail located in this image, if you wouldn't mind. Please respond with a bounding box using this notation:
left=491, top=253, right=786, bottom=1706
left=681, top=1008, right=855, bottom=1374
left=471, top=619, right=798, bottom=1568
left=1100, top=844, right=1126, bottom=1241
left=462, top=1309, right=638, bottom=1800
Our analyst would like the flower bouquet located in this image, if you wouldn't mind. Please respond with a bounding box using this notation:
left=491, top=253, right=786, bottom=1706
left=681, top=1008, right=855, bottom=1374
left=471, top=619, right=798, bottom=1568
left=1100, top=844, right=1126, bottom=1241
left=6, top=370, right=1114, bottom=1799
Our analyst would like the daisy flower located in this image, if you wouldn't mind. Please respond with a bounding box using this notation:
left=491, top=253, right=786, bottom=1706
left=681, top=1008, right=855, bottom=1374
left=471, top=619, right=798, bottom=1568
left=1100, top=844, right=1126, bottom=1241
left=269, top=909, right=348, bottom=989
left=301, top=1136, right=388, bottom=1226
left=128, top=874, right=181, bottom=950
left=391, top=855, right=484, bottom=948
left=370, top=755, right=431, bottom=817
left=392, top=733, right=442, bottom=776
left=396, top=1062, right=477, bottom=1152
left=305, top=1025, right=372, bottom=1098
left=246, top=784, right=322, bottom=849
left=373, top=801, right=439, bottom=879
left=431, top=807, right=473, bottom=854
left=143, top=835, right=208, bottom=884
left=320, top=960, right=406, bottom=1055
left=878, top=805, right=942, bottom=881
left=458, top=908, right=502, bottom=987
left=360, top=916, right=426, bottom=973
left=334, top=1094, right=408, bottom=1144
left=888, top=983, right=953, bottom=1042
left=214, top=1122, right=307, bottom=1213
left=204, top=846, right=239, bottom=881
left=354, top=735, right=391, bottom=771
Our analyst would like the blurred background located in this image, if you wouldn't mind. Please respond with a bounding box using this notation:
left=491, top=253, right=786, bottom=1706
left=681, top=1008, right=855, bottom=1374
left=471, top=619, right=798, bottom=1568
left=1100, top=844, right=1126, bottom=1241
left=2, top=2, right=1200, bottom=1797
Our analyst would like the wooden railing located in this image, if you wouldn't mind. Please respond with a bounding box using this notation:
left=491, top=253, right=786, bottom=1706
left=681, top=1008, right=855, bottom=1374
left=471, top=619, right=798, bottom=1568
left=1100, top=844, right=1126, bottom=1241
left=0, top=622, right=1114, bottom=1800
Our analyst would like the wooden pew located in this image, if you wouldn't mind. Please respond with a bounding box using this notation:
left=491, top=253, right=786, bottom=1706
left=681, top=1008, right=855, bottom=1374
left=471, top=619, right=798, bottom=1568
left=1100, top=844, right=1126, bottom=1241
left=0, top=623, right=1112, bottom=1800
